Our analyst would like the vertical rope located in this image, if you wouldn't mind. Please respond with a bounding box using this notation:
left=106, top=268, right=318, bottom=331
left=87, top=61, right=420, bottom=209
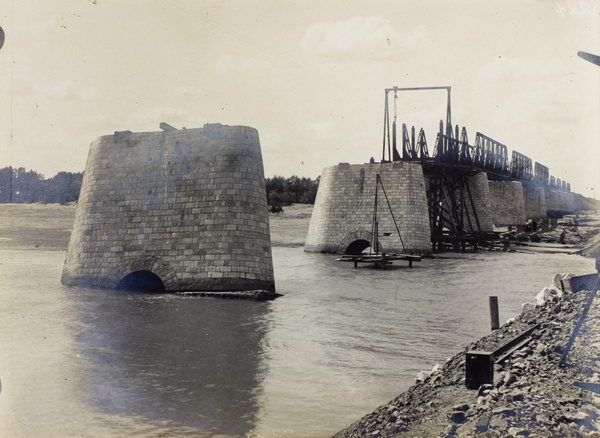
left=377, top=174, right=407, bottom=254
left=371, top=175, right=379, bottom=254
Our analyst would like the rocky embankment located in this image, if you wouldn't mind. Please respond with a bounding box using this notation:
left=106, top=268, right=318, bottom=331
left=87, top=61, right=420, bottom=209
left=496, top=213, right=600, bottom=251
left=333, top=211, right=600, bottom=437
left=334, top=272, right=600, bottom=437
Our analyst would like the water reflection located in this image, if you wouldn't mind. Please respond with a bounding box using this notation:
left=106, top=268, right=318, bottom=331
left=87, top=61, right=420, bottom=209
left=73, top=289, right=269, bottom=436
left=1, top=247, right=596, bottom=437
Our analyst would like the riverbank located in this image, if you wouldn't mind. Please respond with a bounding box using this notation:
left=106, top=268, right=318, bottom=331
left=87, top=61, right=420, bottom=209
left=334, top=277, right=600, bottom=437
left=3, top=202, right=597, bottom=256
left=0, top=202, right=76, bottom=250
left=334, top=213, right=600, bottom=437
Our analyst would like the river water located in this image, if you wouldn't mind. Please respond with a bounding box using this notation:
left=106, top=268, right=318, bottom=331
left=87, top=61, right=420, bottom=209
left=0, top=245, right=596, bottom=437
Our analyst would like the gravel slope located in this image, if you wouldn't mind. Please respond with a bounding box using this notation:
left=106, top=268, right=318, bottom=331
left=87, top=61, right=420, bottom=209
left=334, top=274, right=600, bottom=437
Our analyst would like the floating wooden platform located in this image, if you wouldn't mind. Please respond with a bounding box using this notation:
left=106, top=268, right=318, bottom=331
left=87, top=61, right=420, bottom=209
left=336, top=253, right=422, bottom=268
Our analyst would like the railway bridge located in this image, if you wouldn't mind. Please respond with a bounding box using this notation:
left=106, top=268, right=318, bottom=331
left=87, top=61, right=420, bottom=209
left=382, top=86, right=572, bottom=251
left=305, top=87, right=575, bottom=255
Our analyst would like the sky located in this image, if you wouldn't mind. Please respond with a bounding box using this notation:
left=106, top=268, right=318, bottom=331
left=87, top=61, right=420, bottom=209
left=0, top=0, right=599, bottom=196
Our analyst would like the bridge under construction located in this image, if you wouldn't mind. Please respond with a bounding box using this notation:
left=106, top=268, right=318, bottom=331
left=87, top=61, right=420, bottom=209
left=381, top=86, right=572, bottom=251
left=305, top=87, right=576, bottom=255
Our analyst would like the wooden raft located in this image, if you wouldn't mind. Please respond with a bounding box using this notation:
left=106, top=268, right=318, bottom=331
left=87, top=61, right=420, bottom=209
left=337, top=253, right=422, bottom=268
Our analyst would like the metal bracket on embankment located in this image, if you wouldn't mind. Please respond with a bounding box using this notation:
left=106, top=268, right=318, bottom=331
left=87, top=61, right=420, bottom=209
left=465, top=323, right=542, bottom=390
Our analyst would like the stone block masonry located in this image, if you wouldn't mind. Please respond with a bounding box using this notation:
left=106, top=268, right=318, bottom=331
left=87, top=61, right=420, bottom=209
left=546, top=188, right=575, bottom=213
left=488, top=181, right=526, bottom=227
left=61, top=124, right=275, bottom=293
left=304, top=161, right=431, bottom=255
left=467, top=172, right=494, bottom=232
left=523, top=185, right=547, bottom=220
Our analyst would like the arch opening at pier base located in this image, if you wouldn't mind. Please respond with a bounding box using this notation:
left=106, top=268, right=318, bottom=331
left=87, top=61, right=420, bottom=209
left=116, top=270, right=166, bottom=293
left=338, top=230, right=383, bottom=255
left=305, top=161, right=431, bottom=255
left=344, top=239, right=372, bottom=255
left=61, top=123, right=276, bottom=296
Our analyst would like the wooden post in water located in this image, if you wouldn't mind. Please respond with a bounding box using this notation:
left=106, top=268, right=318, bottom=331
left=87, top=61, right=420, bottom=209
left=489, top=296, right=500, bottom=331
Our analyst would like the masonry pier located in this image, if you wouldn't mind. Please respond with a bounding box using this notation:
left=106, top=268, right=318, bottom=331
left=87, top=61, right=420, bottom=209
left=61, top=124, right=276, bottom=296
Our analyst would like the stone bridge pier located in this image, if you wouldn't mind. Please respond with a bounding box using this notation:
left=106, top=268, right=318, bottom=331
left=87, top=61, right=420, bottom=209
left=304, top=161, right=432, bottom=255
left=61, top=124, right=275, bottom=294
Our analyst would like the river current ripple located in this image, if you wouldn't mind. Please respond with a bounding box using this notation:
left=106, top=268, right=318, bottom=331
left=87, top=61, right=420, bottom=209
left=0, top=246, right=595, bottom=437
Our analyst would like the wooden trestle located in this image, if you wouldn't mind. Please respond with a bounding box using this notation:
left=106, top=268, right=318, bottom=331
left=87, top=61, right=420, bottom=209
left=380, top=85, right=570, bottom=252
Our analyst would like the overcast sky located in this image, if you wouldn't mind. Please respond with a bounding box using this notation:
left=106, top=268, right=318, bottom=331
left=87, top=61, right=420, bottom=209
left=0, top=0, right=598, bottom=195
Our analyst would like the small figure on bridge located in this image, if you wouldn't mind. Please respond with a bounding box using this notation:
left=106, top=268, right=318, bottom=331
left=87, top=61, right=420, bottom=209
left=525, top=219, right=538, bottom=232
left=560, top=229, right=567, bottom=244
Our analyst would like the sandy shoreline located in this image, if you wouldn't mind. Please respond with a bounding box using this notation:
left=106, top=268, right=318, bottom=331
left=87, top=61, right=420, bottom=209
left=0, top=203, right=77, bottom=250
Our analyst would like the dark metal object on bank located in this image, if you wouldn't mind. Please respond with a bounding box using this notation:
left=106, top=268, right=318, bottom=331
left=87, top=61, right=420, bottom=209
left=465, top=323, right=541, bottom=390
left=574, top=381, right=600, bottom=394
left=569, top=273, right=600, bottom=293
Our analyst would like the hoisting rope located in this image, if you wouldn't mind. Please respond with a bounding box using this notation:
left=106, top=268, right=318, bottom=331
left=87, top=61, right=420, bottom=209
left=393, top=91, right=398, bottom=124
left=371, top=175, right=379, bottom=255
left=392, top=90, right=402, bottom=162
left=376, top=174, right=408, bottom=254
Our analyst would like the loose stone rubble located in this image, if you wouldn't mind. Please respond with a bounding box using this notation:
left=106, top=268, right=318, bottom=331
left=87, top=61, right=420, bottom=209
left=543, top=215, right=600, bottom=247
left=580, top=232, right=600, bottom=261
left=485, top=212, right=600, bottom=253
left=334, top=274, right=600, bottom=437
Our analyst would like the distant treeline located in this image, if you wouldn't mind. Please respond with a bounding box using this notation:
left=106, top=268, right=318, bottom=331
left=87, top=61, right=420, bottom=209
left=265, top=175, right=320, bottom=213
left=0, top=167, right=83, bottom=204
left=0, top=167, right=320, bottom=211
left=265, top=175, right=321, bottom=213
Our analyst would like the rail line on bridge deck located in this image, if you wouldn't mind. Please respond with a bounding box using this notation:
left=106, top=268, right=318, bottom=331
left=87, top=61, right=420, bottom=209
left=380, top=86, right=571, bottom=251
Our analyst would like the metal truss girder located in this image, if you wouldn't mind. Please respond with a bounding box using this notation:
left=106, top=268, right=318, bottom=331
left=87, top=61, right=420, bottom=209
left=510, top=150, right=533, bottom=181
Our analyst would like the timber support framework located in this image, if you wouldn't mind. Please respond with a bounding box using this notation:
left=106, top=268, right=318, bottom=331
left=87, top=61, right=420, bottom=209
left=427, top=168, right=482, bottom=252
left=379, top=85, right=572, bottom=252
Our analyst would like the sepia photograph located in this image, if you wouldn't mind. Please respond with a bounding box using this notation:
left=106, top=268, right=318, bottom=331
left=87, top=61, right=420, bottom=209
left=1, top=1, right=600, bottom=436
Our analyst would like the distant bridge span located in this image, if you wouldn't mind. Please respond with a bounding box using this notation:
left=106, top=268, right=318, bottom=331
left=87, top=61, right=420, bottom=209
left=304, top=88, right=578, bottom=256
left=382, top=86, right=570, bottom=191
left=382, top=86, right=571, bottom=251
